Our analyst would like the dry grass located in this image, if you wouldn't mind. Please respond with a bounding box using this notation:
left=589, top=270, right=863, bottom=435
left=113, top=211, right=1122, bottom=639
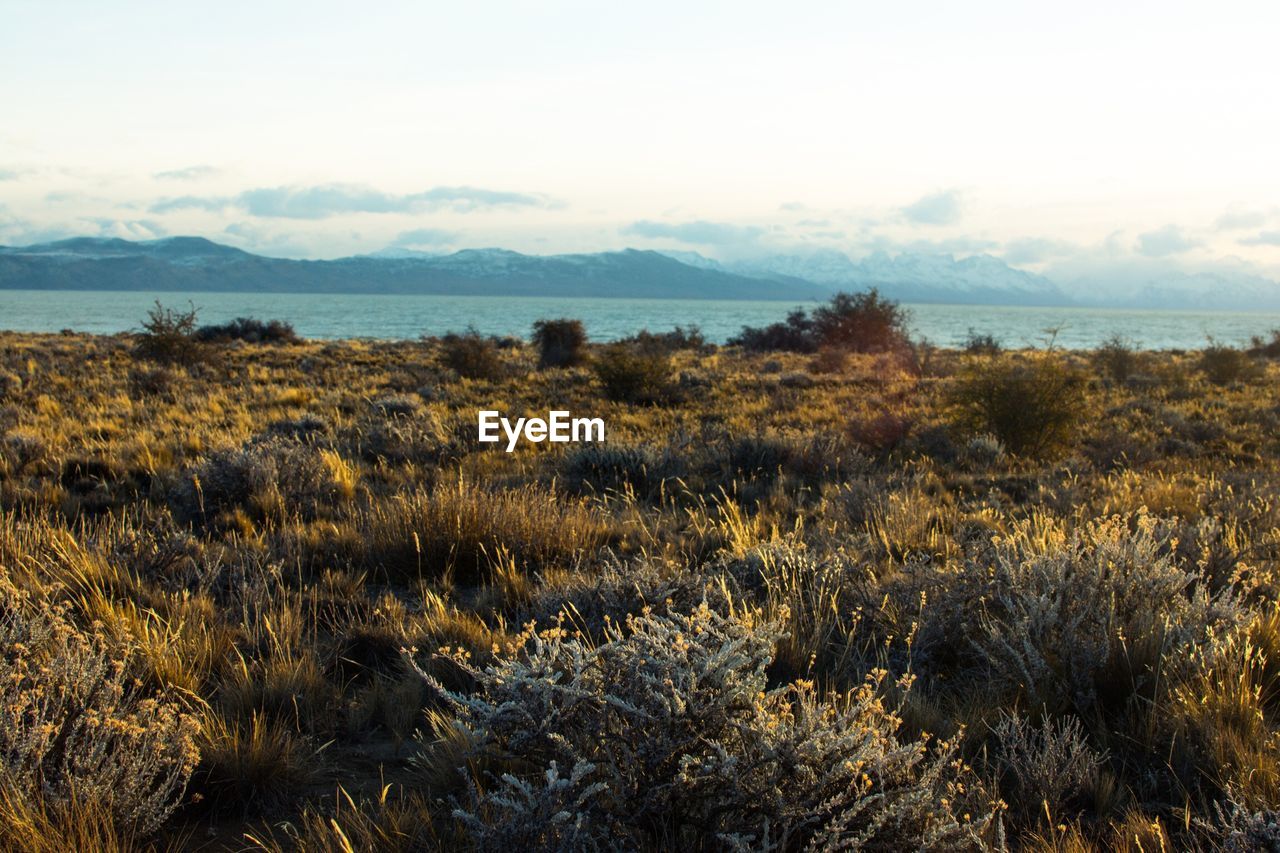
left=0, top=326, right=1278, bottom=849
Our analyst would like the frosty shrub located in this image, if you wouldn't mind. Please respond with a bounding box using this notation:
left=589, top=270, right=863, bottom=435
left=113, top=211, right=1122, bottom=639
left=1199, top=802, right=1280, bottom=852
left=0, top=578, right=200, bottom=837
left=989, top=713, right=1104, bottom=825
left=900, top=512, right=1244, bottom=714
left=414, top=603, right=997, bottom=851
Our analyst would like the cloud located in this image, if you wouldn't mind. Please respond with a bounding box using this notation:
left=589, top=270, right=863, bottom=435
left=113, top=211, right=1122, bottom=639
left=147, top=184, right=551, bottom=218
left=1215, top=208, right=1271, bottom=231
left=153, top=165, right=221, bottom=181
left=900, top=189, right=964, bottom=226
left=149, top=195, right=233, bottom=213
left=85, top=218, right=167, bottom=240
left=392, top=227, right=458, bottom=247
left=1002, top=237, right=1078, bottom=265
left=1240, top=231, right=1280, bottom=247
left=621, top=220, right=765, bottom=245
left=1136, top=225, right=1201, bottom=257
left=235, top=184, right=550, bottom=218
left=0, top=169, right=19, bottom=181
left=892, top=236, right=998, bottom=255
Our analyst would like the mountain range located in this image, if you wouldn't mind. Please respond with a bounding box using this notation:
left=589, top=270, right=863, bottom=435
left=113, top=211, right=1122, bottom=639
left=0, top=237, right=824, bottom=301
left=1, top=236, right=1278, bottom=309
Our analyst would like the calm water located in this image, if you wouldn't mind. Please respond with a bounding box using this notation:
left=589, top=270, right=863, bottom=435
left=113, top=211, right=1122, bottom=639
left=3, top=289, right=1279, bottom=350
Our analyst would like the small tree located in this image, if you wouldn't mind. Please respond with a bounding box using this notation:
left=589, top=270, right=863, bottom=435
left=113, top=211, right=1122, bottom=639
left=531, top=318, right=588, bottom=369
left=811, top=288, right=910, bottom=353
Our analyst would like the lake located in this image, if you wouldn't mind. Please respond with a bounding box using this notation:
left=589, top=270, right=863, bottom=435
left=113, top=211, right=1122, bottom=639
left=3, top=289, right=1279, bottom=350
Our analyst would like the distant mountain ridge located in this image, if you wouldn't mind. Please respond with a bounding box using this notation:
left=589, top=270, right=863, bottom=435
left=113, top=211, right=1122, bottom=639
left=0, top=237, right=826, bottom=301
left=3, top=237, right=1280, bottom=308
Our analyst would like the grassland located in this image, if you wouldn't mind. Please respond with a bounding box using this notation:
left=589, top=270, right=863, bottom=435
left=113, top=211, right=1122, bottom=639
left=2, top=317, right=1280, bottom=850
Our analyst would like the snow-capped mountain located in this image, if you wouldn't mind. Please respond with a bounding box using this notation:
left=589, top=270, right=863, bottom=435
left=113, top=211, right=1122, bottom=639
left=664, top=249, right=1068, bottom=305
left=1061, top=268, right=1280, bottom=310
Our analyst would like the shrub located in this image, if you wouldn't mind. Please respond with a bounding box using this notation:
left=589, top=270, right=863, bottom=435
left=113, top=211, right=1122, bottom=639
left=729, top=308, right=816, bottom=353
left=172, top=438, right=353, bottom=527
left=963, top=329, right=1002, bottom=356
left=1248, top=329, right=1280, bottom=358
left=592, top=343, right=671, bottom=404
left=415, top=604, right=997, bottom=850
left=950, top=355, right=1086, bottom=458
left=1094, top=334, right=1140, bottom=383
left=193, top=317, right=299, bottom=344
left=811, top=289, right=911, bottom=353
left=439, top=328, right=504, bottom=381
left=730, top=290, right=911, bottom=355
left=0, top=579, right=200, bottom=839
left=530, top=318, right=588, bottom=369
left=989, top=713, right=1104, bottom=826
left=848, top=411, right=914, bottom=453
left=195, top=318, right=290, bottom=345
left=619, top=325, right=706, bottom=355
left=135, top=300, right=203, bottom=364
left=561, top=442, right=678, bottom=496
left=895, top=512, right=1245, bottom=715
left=1199, top=343, right=1259, bottom=385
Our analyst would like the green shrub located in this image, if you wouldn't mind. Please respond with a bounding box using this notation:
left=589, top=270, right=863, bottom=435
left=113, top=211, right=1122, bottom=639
left=950, top=354, right=1086, bottom=458
left=592, top=343, right=671, bottom=404
left=531, top=318, right=588, bottom=369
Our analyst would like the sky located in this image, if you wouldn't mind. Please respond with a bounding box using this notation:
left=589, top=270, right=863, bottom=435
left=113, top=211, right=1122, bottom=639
left=2, top=0, right=1280, bottom=284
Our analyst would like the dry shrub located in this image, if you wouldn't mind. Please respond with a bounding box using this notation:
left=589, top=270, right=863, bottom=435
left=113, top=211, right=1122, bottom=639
left=531, top=318, right=588, bottom=369
left=849, top=411, right=914, bottom=454
left=415, top=604, right=998, bottom=850
left=592, top=342, right=672, bottom=404
left=172, top=437, right=353, bottom=527
left=0, top=578, right=199, bottom=839
left=439, top=329, right=505, bottom=381
left=135, top=300, right=205, bottom=365
left=1199, top=343, right=1261, bottom=385
left=560, top=441, right=681, bottom=497
left=1094, top=335, right=1141, bottom=383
